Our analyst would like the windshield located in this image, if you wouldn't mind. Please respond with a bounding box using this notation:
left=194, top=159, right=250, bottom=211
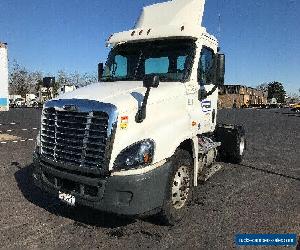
left=101, top=39, right=195, bottom=82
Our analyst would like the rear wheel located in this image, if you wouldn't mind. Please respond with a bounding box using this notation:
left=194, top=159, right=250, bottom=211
left=216, top=124, right=246, bottom=164
left=159, top=149, right=193, bottom=225
left=230, top=131, right=246, bottom=164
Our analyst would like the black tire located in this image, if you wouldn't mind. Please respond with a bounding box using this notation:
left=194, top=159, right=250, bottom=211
left=229, top=129, right=246, bottom=164
left=158, top=149, right=194, bottom=226
left=216, top=125, right=246, bottom=164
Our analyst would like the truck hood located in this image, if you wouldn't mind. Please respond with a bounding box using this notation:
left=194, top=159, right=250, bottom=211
left=56, top=81, right=185, bottom=112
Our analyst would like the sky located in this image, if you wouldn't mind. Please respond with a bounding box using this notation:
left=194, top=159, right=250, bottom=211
left=0, top=0, right=299, bottom=94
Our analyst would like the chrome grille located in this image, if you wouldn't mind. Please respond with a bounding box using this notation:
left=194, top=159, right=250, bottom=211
left=41, top=107, right=109, bottom=169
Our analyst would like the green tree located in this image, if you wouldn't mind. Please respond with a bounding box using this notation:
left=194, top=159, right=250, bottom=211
left=267, top=81, right=286, bottom=103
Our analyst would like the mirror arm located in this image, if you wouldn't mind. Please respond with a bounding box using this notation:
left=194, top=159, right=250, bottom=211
left=136, top=87, right=151, bottom=123
left=199, top=85, right=219, bottom=101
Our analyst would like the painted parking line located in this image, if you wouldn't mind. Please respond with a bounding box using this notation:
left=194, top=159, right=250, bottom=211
left=0, top=138, right=35, bottom=144
left=0, top=122, right=18, bottom=126
left=0, top=128, right=39, bottom=133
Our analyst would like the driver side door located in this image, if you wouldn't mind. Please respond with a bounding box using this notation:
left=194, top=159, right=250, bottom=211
left=197, top=46, right=218, bottom=133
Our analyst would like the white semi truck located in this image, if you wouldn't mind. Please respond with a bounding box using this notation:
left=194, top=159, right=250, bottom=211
left=33, top=0, right=246, bottom=225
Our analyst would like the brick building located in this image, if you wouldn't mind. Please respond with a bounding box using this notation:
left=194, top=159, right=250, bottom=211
left=218, top=85, right=268, bottom=109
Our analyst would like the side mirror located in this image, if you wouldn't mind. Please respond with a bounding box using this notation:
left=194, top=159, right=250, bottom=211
left=143, top=74, right=160, bottom=89
left=216, top=54, right=225, bottom=86
left=98, top=63, right=104, bottom=81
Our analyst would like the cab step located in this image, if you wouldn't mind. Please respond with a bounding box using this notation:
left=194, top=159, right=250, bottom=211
left=199, top=163, right=223, bottom=182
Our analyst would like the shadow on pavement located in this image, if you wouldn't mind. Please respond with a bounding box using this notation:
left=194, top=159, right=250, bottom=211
left=14, top=163, right=134, bottom=229
left=238, top=163, right=300, bottom=182
left=275, top=111, right=300, bottom=117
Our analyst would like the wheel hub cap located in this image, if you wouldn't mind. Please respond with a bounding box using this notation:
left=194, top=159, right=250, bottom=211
left=240, top=137, right=245, bottom=155
left=171, top=166, right=190, bottom=209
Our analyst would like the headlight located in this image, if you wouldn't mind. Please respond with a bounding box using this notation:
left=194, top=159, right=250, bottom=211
left=114, top=140, right=155, bottom=171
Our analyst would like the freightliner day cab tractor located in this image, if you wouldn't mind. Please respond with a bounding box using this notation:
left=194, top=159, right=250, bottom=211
left=33, top=0, right=246, bottom=225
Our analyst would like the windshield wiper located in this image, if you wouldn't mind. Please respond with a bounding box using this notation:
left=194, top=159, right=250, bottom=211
left=101, top=76, right=116, bottom=82
left=101, top=76, right=138, bottom=82
left=133, top=50, right=143, bottom=80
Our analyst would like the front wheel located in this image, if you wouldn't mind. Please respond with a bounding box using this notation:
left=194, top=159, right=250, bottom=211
left=158, top=149, right=193, bottom=226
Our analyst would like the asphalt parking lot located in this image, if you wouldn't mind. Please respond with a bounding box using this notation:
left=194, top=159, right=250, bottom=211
left=0, top=108, right=299, bottom=249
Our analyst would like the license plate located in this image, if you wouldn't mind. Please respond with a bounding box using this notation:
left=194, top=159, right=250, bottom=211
left=59, top=192, right=75, bottom=206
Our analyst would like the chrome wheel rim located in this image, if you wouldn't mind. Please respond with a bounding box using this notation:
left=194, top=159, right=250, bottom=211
left=171, top=166, right=190, bottom=209
left=240, top=137, right=245, bottom=155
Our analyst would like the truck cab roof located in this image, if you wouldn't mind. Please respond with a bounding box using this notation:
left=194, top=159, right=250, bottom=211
left=107, top=0, right=217, bottom=47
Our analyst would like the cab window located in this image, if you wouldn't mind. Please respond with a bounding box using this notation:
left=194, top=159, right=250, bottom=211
left=110, top=55, right=127, bottom=77
left=198, top=47, right=215, bottom=86
left=145, top=57, right=169, bottom=74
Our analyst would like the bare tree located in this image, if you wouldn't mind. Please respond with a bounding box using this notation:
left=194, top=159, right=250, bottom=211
left=80, top=72, right=97, bottom=87
left=28, top=71, right=43, bottom=93
left=9, top=60, right=98, bottom=97
left=9, top=61, right=29, bottom=97
left=256, top=83, right=268, bottom=92
left=56, top=70, right=70, bottom=86
left=54, top=70, right=70, bottom=96
left=69, top=71, right=81, bottom=86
